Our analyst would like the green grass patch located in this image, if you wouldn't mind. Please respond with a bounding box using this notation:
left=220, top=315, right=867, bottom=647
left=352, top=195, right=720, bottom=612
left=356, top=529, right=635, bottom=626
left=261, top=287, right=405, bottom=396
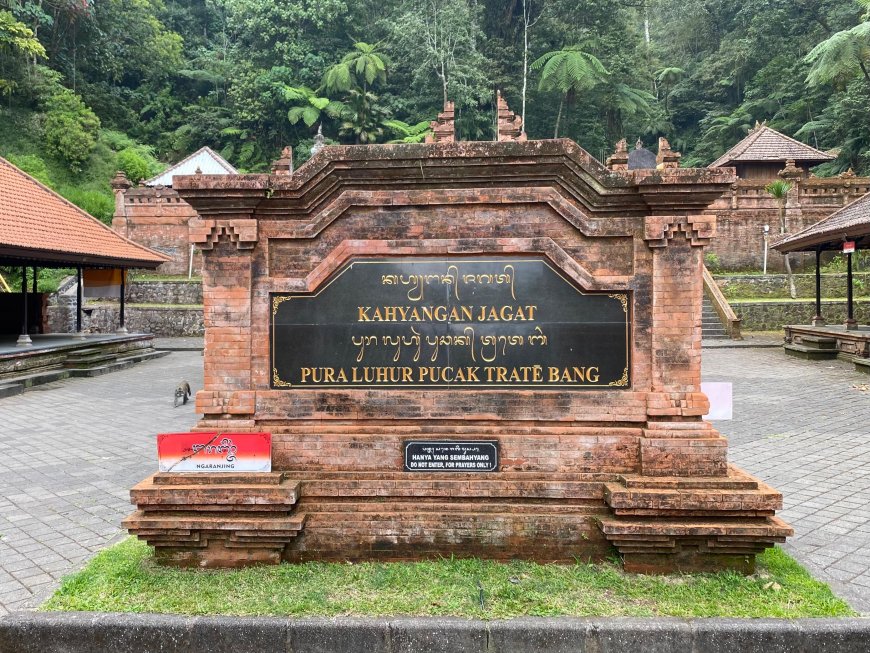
left=42, top=539, right=854, bottom=618
left=729, top=297, right=870, bottom=303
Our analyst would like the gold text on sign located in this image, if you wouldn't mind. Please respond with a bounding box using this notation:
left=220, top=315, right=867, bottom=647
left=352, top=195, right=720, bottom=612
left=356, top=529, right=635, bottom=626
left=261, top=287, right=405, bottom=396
left=357, top=305, right=538, bottom=323
left=297, top=365, right=601, bottom=385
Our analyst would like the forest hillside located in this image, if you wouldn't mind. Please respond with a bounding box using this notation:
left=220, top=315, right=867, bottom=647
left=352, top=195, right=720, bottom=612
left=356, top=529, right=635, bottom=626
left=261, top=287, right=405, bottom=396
left=1, top=0, right=869, bottom=223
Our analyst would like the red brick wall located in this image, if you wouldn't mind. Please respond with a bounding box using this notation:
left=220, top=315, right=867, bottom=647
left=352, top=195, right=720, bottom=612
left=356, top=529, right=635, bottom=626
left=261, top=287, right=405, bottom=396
left=708, top=178, right=870, bottom=271
left=112, top=186, right=201, bottom=275
left=179, top=141, right=735, bottom=479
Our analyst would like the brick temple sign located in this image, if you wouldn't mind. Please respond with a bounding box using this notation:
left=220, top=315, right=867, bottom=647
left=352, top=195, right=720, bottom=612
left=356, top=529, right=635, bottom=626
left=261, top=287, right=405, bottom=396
left=125, top=106, right=791, bottom=573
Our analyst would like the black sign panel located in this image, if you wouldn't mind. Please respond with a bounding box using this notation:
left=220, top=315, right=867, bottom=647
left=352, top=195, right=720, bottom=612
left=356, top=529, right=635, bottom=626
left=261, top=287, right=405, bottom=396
left=404, top=440, right=499, bottom=472
left=270, top=257, right=630, bottom=389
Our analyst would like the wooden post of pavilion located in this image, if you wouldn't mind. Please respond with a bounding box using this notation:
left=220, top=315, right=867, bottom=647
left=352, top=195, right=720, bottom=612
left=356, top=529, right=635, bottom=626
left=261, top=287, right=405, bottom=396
left=116, top=268, right=128, bottom=334
left=846, top=251, right=857, bottom=330
left=16, top=265, right=32, bottom=347
left=812, top=248, right=824, bottom=326
left=74, top=265, right=85, bottom=339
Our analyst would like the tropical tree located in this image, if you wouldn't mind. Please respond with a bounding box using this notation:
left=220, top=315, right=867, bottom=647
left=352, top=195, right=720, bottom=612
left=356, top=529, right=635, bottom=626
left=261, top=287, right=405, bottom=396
left=805, top=25, right=870, bottom=88
left=338, top=89, right=390, bottom=144
left=0, top=10, right=46, bottom=97
left=519, top=0, right=545, bottom=125
left=218, top=126, right=266, bottom=169
left=531, top=45, right=607, bottom=138
left=391, top=0, right=489, bottom=111
left=655, top=66, right=684, bottom=116
left=323, top=41, right=389, bottom=94
left=766, top=179, right=797, bottom=298
left=283, top=85, right=345, bottom=128
left=601, top=81, right=656, bottom=144
left=320, top=42, right=392, bottom=144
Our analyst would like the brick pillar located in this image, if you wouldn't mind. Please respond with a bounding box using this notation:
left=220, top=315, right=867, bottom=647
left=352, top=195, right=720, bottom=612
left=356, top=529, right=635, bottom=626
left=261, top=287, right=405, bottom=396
left=110, top=171, right=132, bottom=237
left=190, top=218, right=258, bottom=426
left=641, top=214, right=726, bottom=477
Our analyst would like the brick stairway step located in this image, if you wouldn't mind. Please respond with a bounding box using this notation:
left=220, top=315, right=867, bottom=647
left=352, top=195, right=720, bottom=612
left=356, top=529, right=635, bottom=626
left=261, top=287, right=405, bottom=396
left=784, top=343, right=838, bottom=360
left=799, top=335, right=837, bottom=349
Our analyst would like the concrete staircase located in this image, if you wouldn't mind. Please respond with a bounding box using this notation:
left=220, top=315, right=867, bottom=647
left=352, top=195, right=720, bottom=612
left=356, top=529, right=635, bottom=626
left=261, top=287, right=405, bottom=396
left=702, top=297, right=729, bottom=339
left=0, top=336, right=168, bottom=399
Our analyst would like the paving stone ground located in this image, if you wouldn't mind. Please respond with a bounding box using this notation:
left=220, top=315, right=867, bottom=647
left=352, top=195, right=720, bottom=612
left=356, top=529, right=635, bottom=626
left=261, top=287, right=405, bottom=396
left=706, top=349, right=870, bottom=615
left=1, top=346, right=869, bottom=615
left=0, top=351, right=203, bottom=616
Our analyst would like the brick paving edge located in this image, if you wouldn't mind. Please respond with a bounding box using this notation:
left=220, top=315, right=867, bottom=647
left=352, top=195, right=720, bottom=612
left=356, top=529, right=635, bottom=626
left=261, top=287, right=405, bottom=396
left=1, top=612, right=869, bottom=653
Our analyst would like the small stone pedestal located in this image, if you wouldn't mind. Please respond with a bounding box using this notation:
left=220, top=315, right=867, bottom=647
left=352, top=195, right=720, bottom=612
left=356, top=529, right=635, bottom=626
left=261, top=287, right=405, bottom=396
left=123, top=472, right=304, bottom=568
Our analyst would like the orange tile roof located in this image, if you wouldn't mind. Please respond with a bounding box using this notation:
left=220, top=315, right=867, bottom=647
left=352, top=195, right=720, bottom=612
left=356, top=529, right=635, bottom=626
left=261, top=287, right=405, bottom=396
left=774, top=191, right=870, bottom=253
left=0, top=156, right=169, bottom=267
left=709, top=125, right=835, bottom=168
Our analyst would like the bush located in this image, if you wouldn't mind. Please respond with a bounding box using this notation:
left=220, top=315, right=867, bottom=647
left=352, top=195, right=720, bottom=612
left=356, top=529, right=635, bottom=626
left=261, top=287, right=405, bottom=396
left=116, top=148, right=153, bottom=184
left=42, top=89, right=100, bottom=172
left=822, top=252, right=870, bottom=273
left=101, top=129, right=139, bottom=151
left=704, top=252, right=722, bottom=271
left=57, top=186, right=115, bottom=224
left=4, top=153, right=52, bottom=186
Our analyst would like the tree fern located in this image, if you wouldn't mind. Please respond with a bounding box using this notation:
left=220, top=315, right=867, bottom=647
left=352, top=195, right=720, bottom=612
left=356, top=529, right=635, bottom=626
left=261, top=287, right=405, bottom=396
left=325, top=41, right=389, bottom=93
left=284, top=85, right=344, bottom=128
left=384, top=119, right=433, bottom=143
left=532, top=46, right=607, bottom=94
left=805, top=21, right=870, bottom=87
left=532, top=46, right=608, bottom=137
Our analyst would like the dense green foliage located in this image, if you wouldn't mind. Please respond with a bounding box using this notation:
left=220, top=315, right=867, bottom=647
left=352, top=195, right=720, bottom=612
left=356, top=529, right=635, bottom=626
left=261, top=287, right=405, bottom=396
left=0, top=0, right=868, bottom=205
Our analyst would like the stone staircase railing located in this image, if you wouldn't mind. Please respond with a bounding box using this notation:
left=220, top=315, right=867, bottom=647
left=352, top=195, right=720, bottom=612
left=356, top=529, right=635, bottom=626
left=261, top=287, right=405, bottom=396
left=702, top=265, right=742, bottom=340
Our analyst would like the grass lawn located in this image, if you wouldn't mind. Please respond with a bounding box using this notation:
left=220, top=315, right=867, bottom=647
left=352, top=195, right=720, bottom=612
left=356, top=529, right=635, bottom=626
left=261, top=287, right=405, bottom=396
left=42, top=539, right=854, bottom=619
left=729, top=297, right=870, bottom=303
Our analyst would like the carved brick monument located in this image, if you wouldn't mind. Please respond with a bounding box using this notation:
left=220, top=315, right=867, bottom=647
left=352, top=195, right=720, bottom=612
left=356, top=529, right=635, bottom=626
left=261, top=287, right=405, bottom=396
left=124, top=105, right=791, bottom=572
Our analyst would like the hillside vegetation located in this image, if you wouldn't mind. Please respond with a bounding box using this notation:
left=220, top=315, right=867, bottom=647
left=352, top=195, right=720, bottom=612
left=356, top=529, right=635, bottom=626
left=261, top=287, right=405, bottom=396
left=0, top=0, right=869, bottom=225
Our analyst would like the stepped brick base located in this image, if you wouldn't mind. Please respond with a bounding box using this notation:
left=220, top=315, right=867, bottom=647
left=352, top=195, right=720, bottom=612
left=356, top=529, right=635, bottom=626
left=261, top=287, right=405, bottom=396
left=123, top=472, right=304, bottom=568
left=125, top=466, right=791, bottom=572
left=599, top=465, right=792, bottom=573
left=282, top=471, right=614, bottom=563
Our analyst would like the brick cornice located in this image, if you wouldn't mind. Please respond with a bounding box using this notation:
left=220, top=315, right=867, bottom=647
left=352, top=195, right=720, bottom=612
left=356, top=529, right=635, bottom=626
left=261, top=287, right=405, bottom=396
left=173, top=140, right=735, bottom=222
left=262, top=187, right=634, bottom=241
left=643, top=214, right=716, bottom=248
left=190, top=218, right=257, bottom=250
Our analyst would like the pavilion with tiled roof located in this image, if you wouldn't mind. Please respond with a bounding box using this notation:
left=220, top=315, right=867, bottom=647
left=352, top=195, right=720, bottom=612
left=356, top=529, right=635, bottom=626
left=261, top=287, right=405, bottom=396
left=772, top=192, right=870, bottom=364
left=775, top=191, right=870, bottom=255
left=0, top=155, right=168, bottom=346
left=709, top=123, right=835, bottom=180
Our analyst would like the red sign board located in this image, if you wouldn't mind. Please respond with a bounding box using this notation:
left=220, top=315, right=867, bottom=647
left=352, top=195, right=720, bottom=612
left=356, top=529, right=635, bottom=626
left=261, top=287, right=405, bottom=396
left=157, top=432, right=271, bottom=472
left=843, top=241, right=856, bottom=254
